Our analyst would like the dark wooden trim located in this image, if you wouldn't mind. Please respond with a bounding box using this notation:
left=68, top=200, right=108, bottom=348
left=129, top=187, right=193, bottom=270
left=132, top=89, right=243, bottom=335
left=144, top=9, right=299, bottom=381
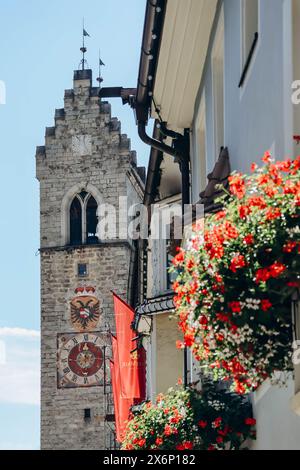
left=238, top=32, right=259, bottom=88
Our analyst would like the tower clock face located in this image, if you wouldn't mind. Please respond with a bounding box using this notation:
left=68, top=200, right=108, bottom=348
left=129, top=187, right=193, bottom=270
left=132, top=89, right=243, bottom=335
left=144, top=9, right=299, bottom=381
left=57, top=332, right=107, bottom=388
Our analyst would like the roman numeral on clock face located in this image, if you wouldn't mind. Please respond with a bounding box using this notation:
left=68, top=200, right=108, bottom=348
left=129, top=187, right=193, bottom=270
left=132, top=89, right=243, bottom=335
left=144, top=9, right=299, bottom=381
left=63, top=367, right=71, bottom=375
left=84, top=334, right=89, bottom=341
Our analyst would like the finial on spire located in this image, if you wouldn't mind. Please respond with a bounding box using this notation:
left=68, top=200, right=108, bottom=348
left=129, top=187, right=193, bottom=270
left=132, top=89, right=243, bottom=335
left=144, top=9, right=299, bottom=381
left=96, top=50, right=105, bottom=88
left=80, top=18, right=90, bottom=70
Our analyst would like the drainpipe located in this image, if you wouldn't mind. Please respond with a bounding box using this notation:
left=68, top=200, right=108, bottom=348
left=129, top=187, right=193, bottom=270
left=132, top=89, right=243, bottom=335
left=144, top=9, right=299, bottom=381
left=138, top=120, right=190, bottom=388
left=134, top=0, right=191, bottom=387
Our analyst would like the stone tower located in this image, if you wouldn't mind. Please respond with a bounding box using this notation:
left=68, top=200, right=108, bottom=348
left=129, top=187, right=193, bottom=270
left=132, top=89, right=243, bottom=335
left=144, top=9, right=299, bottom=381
left=36, top=69, right=144, bottom=450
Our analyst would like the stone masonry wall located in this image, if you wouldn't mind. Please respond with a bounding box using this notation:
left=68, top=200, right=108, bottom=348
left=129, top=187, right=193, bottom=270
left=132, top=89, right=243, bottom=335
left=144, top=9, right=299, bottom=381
left=36, top=69, right=144, bottom=450
left=40, top=245, right=131, bottom=450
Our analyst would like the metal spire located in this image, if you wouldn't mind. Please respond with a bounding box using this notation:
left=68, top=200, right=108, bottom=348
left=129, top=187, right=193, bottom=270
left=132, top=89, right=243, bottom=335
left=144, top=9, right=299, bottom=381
left=96, top=49, right=105, bottom=88
left=79, top=18, right=90, bottom=70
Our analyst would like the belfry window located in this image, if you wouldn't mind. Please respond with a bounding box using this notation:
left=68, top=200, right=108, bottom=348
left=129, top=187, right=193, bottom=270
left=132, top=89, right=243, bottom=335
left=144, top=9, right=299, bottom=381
left=86, top=196, right=98, bottom=244
left=70, top=197, right=83, bottom=245
left=69, top=192, right=98, bottom=246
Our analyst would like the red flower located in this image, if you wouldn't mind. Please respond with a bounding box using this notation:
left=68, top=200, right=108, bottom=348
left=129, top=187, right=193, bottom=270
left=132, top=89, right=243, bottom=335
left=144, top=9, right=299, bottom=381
left=170, top=415, right=181, bottom=424
left=251, top=163, right=258, bottom=172
left=230, top=255, right=246, bottom=273
left=216, top=436, right=223, bottom=444
left=198, top=420, right=208, bottom=429
left=176, top=444, right=185, bottom=450
left=243, top=234, right=254, bottom=245
left=176, top=340, right=184, bottom=350
left=229, top=173, right=246, bottom=199
left=172, top=281, right=180, bottom=291
left=212, top=417, right=222, bottom=428
left=216, top=333, right=224, bottom=342
left=176, top=441, right=193, bottom=450
left=184, top=441, right=194, bottom=450
left=247, top=196, right=267, bottom=209
left=265, top=207, right=281, bottom=220
left=238, top=205, right=251, bottom=219
left=283, top=241, right=297, bottom=253
left=229, top=301, right=242, bottom=313
left=263, top=185, right=278, bottom=197
left=199, top=315, right=208, bottom=325
left=215, top=210, right=227, bottom=220
left=235, top=382, right=246, bottom=394
left=255, top=262, right=286, bottom=283
left=245, top=417, right=256, bottom=426
left=218, top=425, right=230, bottom=437
left=164, top=425, right=177, bottom=436
left=134, top=438, right=146, bottom=447
left=275, top=159, right=292, bottom=172
left=255, top=267, right=270, bottom=283
left=184, top=331, right=195, bottom=347
left=155, top=437, right=163, bottom=446
left=216, top=313, right=230, bottom=323
left=224, top=221, right=239, bottom=239
left=269, top=261, right=286, bottom=278
left=261, top=299, right=272, bottom=311
left=186, top=259, right=195, bottom=270
left=262, top=150, right=271, bottom=164
left=172, top=249, right=185, bottom=266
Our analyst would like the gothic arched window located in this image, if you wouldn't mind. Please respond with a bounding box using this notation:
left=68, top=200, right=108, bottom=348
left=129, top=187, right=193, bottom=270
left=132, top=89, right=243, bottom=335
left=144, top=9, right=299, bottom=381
left=69, top=192, right=98, bottom=246
left=86, top=195, right=98, bottom=244
left=70, top=196, right=82, bottom=245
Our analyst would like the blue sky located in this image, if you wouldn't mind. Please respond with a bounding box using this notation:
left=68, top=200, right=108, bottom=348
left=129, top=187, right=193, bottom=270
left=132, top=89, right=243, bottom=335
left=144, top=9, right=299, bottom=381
left=0, top=0, right=148, bottom=449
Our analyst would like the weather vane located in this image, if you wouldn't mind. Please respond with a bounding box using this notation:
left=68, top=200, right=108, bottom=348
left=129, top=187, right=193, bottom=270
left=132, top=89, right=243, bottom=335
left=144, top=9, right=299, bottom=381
left=80, top=19, right=90, bottom=70
left=96, top=49, right=105, bottom=88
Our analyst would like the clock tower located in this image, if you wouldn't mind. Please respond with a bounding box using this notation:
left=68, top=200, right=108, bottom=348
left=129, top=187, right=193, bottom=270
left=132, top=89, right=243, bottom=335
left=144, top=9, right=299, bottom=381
left=36, top=69, right=144, bottom=450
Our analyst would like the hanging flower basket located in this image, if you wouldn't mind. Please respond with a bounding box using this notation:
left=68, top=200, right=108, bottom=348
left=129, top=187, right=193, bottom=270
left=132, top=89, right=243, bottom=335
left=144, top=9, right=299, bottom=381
left=121, top=381, right=255, bottom=450
left=172, top=154, right=300, bottom=394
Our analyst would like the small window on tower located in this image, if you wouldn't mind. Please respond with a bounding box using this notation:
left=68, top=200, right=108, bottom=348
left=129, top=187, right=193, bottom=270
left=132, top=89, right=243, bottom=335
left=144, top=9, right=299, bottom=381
left=78, top=263, right=88, bottom=277
left=84, top=408, right=91, bottom=420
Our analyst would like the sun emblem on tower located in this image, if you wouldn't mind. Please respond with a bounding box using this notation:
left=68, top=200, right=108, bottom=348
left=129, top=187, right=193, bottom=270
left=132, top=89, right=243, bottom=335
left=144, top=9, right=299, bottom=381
left=70, top=286, right=101, bottom=331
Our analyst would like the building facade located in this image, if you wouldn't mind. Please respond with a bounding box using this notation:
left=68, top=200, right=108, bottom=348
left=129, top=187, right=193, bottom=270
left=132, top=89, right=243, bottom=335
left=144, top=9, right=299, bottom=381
left=36, top=69, right=144, bottom=449
left=134, top=0, right=300, bottom=450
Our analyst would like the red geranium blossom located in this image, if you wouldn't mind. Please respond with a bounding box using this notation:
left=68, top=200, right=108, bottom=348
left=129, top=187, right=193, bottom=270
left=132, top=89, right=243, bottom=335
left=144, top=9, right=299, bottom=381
left=262, top=150, right=271, bottom=164
left=198, top=420, right=208, bottom=429
left=229, top=301, right=242, bottom=313
left=265, top=207, right=281, bottom=220
left=243, top=234, right=254, bottom=245
left=230, top=255, right=246, bottom=273
left=238, top=205, right=251, bottom=219
left=245, top=418, right=256, bottom=426
left=228, top=173, right=246, bottom=199
left=261, top=299, right=272, bottom=311
left=212, top=417, right=222, bottom=428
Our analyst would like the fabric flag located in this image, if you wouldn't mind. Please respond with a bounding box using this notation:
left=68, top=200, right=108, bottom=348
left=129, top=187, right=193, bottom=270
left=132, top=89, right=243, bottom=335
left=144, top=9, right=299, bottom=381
left=109, top=358, right=132, bottom=443
left=83, top=28, right=90, bottom=37
left=113, top=292, right=146, bottom=400
left=99, top=59, right=105, bottom=66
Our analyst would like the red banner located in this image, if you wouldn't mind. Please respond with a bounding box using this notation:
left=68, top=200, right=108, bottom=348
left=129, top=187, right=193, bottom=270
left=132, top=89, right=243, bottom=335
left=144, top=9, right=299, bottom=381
left=109, top=358, right=132, bottom=443
left=113, top=293, right=146, bottom=400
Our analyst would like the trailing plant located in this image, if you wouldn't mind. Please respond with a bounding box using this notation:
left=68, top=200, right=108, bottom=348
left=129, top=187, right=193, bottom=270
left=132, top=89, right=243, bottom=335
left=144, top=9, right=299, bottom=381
left=171, top=154, right=300, bottom=393
left=121, top=381, right=255, bottom=450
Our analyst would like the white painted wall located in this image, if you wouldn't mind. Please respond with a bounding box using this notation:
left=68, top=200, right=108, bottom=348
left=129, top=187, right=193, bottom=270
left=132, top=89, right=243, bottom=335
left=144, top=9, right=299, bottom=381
left=251, top=377, right=300, bottom=450
left=190, top=0, right=300, bottom=449
left=223, top=0, right=293, bottom=170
